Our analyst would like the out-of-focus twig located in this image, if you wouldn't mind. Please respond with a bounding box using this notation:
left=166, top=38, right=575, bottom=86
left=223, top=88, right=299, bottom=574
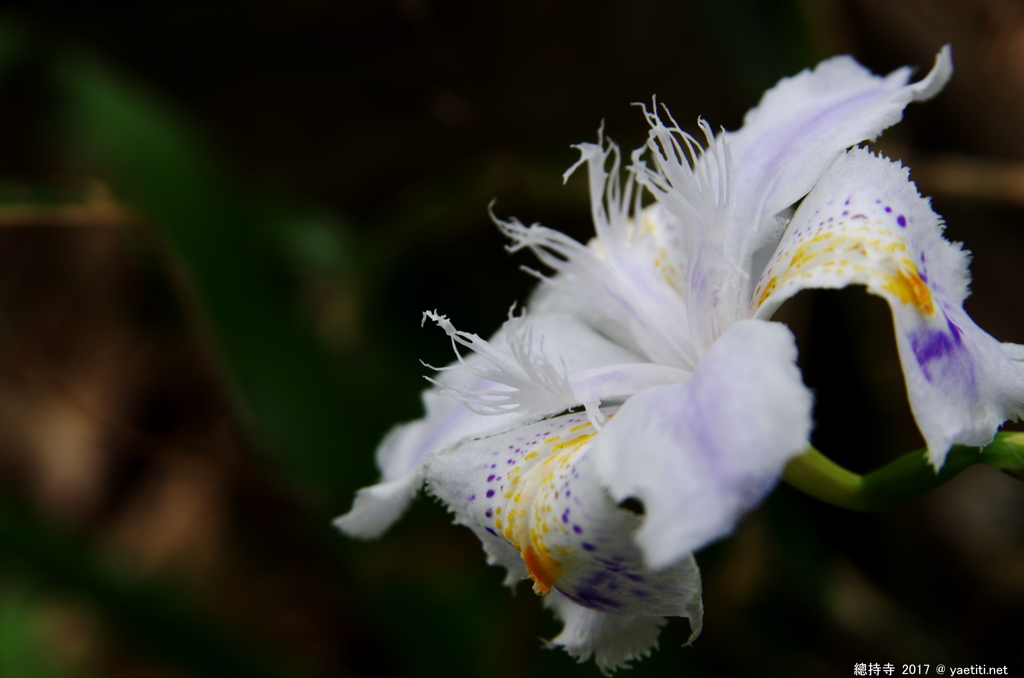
left=901, top=151, right=1024, bottom=207
left=0, top=192, right=134, bottom=228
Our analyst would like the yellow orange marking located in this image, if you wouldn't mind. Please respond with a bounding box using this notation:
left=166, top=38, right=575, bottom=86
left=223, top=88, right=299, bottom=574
left=553, top=433, right=596, bottom=453
left=882, top=261, right=934, bottom=315
left=756, top=276, right=778, bottom=308
left=524, top=451, right=539, bottom=460
left=522, top=545, right=562, bottom=595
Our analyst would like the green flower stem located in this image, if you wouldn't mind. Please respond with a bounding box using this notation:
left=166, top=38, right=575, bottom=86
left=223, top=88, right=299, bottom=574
left=783, top=431, right=1024, bottom=511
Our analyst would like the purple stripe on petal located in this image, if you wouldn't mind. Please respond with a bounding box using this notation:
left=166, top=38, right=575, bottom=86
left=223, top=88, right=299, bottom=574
left=947, top=317, right=964, bottom=345
left=911, top=329, right=957, bottom=382
left=572, top=586, right=622, bottom=611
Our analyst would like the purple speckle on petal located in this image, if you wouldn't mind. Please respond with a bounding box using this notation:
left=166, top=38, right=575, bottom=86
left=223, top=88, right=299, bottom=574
left=485, top=509, right=492, bottom=518
left=485, top=527, right=498, bottom=537
left=573, top=525, right=582, bottom=534
left=561, top=509, right=570, bottom=524
left=885, top=206, right=892, bottom=213
left=581, top=542, right=596, bottom=551
left=468, top=495, right=476, bottom=501
left=897, top=215, right=907, bottom=227
left=486, top=489, right=495, bottom=498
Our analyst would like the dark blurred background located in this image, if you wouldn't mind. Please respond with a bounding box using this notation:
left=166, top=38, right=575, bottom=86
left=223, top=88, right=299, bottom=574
left=0, top=1, right=1023, bottom=677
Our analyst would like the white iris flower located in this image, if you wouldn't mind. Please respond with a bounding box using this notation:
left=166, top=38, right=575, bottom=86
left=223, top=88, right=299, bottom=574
left=336, top=46, right=1024, bottom=671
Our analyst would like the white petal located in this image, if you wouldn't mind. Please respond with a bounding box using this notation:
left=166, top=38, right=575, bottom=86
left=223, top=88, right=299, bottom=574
left=335, top=327, right=538, bottom=538
left=754, top=148, right=1024, bottom=466
left=336, top=311, right=686, bottom=539
left=726, top=46, right=952, bottom=264
left=423, top=310, right=689, bottom=422
left=424, top=412, right=703, bottom=625
left=590, top=319, right=813, bottom=570
left=544, top=589, right=701, bottom=674
left=333, top=471, right=421, bottom=539
left=499, top=142, right=700, bottom=370
left=334, top=386, right=522, bottom=538
left=632, top=113, right=750, bottom=350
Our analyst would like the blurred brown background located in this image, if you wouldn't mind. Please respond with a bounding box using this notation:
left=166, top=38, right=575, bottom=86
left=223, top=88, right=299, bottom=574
left=0, top=1, right=1023, bottom=677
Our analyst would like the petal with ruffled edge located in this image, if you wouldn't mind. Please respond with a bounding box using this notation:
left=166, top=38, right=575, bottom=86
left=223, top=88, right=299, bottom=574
left=424, top=410, right=703, bottom=667
left=590, top=318, right=813, bottom=570
left=753, top=148, right=1024, bottom=466
left=335, top=312, right=683, bottom=538
left=725, top=46, right=952, bottom=263
left=628, top=49, right=952, bottom=350
left=543, top=588, right=700, bottom=674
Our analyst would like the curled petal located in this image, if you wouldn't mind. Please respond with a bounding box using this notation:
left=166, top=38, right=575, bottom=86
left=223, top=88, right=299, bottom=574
left=335, top=324, right=544, bottom=538
left=334, top=381, right=525, bottom=538
left=591, top=319, right=813, bottom=570
left=727, top=45, right=952, bottom=263
left=754, top=148, right=1024, bottom=466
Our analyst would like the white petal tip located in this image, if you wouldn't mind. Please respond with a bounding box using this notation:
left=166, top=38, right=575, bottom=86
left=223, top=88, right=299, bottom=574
left=332, top=512, right=382, bottom=540
left=912, top=45, right=953, bottom=102
left=334, top=477, right=420, bottom=539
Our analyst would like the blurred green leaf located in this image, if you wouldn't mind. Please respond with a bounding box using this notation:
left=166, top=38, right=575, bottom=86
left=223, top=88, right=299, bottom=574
left=53, top=50, right=383, bottom=496
left=0, top=577, right=67, bottom=678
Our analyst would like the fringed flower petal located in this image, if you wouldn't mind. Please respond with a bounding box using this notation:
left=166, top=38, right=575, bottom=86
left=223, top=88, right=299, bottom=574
left=726, top=46, right=952, bottom=263
left=497, top=141, right=699, bottom=370
left=425, top=411, right=703, bottom=666
left=753, top=147, right=1024, bottom=465
left=543, top=588, right=701, bottom=675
